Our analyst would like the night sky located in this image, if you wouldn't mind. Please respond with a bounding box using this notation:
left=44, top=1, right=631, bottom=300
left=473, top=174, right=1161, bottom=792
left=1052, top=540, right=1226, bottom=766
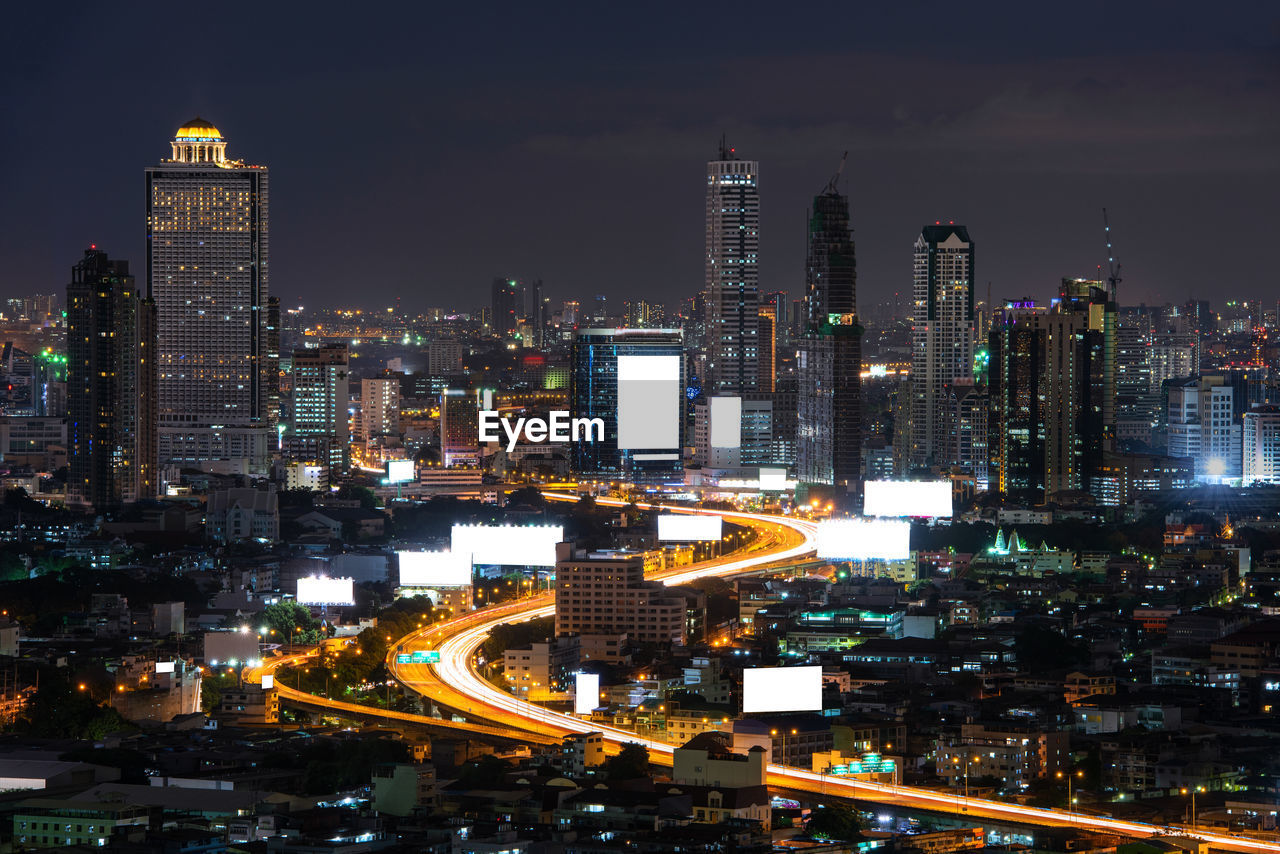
left=3, top=3, right=1277, bottom=313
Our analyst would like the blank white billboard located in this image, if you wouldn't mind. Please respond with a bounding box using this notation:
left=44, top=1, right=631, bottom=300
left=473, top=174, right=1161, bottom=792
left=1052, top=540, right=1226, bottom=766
left=399, top=550, right=472, bottom=587
left=296, top=576, right=356, bottom=605
left=863, top=480, right=952, bottom=518
left=709, top=396, right=741, bottom=449
left=261, top=674, right=275, bottom=689
left=386, top=458, right=416, bottom=484
left=575, top=671, right=601, bottom=714
left=743, top=665, right=822, bottom=713
left=451, top=524, right=563, bottom=567
left=202, top=631, right=260, bottom=665
left=617, top=355, right=680, bottom=451
left=816, top=518, right=911, bottom=561
left=759, top=467, right=788, bottom=490
left=155, top=661, right=175, bottom=674
left=658, top=514, right=723, bottom=542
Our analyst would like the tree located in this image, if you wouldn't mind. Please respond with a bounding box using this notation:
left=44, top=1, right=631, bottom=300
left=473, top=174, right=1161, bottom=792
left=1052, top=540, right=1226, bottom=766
left=507, top=486, right=546, bottom=509
left=603, top=742, right=650, bottom=780
left=806, top=804, right=864, bottom=841
left=260, top=601, right=322, bottom=644
left=454, top=754, right=511, bottom=788
left=1014, top=625, right=1088, bottom=670
left=336, top=485, right=380, bottom=510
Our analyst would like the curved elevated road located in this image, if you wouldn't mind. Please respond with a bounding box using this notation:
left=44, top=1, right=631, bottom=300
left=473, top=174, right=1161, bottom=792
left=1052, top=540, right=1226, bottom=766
left=264, top=496, right=1277, bottom=852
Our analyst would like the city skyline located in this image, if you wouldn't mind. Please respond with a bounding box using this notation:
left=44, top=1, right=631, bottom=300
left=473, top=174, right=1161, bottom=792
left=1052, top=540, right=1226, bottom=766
left=2, top=5, right=1278, bottom=311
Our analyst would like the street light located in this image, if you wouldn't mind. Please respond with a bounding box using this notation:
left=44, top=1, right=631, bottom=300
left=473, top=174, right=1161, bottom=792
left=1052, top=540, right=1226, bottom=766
left=954, top=755, right=980, bottom=802
left=1181, top=786, right=1205, bottom=829
left=1057, top=769, right=1084, bottom=818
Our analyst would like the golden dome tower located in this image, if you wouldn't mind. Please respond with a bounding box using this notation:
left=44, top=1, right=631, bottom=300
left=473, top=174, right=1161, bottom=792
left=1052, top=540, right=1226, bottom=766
left=169, top=117, right=227, bottom=164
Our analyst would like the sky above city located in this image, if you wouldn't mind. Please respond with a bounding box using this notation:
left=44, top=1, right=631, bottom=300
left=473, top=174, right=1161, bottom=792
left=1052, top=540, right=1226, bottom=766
left=3, top=2, right=1278, bottom=314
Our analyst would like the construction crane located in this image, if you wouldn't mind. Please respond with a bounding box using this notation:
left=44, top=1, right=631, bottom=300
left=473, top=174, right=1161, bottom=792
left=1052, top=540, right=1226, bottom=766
left=823, top=151, right=848, bottom=195
left=1102, top=207, right=1122, bottom=302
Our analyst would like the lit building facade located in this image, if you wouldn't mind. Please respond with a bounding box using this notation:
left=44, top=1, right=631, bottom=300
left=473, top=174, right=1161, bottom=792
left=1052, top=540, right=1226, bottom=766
left=289, top=344, right=349, bottom=476
left=1168, top=376, right=1241, bottom=482
left=910, top=225, right=975, bottom=469
left=1243, top=405, right=1280, bottom=485
left=568, top=328, right=685, bottom=482
left=360, top=375, right=402, bottom=445
left=66, top=247, right=157, bottom=509
left=146, top=118, right=273, bottom=475
left=554, top=552, right=687, bottom=646
left=704, top=142, right=759, bottom=394
left=440, top=387, right=481, bottom=467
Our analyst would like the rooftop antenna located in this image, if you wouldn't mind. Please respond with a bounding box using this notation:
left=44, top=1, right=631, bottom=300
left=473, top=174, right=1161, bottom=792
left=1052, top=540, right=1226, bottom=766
left=719, top=133, right=734, bottom=160
left=1102, top=207, right=1122, bottom=303
left=823, top=151, right=848, bottom=195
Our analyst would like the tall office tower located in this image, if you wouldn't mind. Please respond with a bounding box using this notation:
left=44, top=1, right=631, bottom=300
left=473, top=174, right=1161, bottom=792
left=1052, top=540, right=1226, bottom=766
left=796, top=184, right=862, bottom=494
left=757, top=305, right=776, bottom=393
left=530, top=278, right=548, bottom=348
left=703, top=140, right=760, bottom=394
left=290, top=344, right=349, bottom=475
left=569, top=328, right=684, bottom=483
left=66, top=247, right=156, bottom=509
left=440, top=388, right=481, bottom=467
left=491, top=278, right=521, bottom=337
left=147, top=118, right=272, bottom=475
left=988, top=300, right=1101, bottom=503
left=764, top=291, right=790, bottom=348
left=910, top=224, right=975, bottom=469
left=1057, top=279, right=1117, bottom=486
left=266, top=296, right=281, bottom=428
left=360, top=375, right=402, bottom=445
left=948, top=378, right=988, bottom=489
left=1115, top=310, right=1156, bottom=447
left=1168, top=376, right=1242, bottom=482
left=1243, top=405, right=1280, bottom=485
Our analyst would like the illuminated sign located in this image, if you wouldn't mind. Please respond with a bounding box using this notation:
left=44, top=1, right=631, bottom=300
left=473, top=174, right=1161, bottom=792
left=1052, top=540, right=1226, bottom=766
left=657, top=514, right=723, bottom=542
left=863, top=480, right=952, bottom=518
left=296, top=576, right=356, bottom=605
left=575, top=672, right=601, bottom=714
left=385, top=458, right=415, bottom=484
left=827, top=753, right=896, bottom=776
left=451, top=524, right=564, bottom=567
left=742, top=665, right=822, bottom=713
left=398, top=550, right=472, bottom=587
left=816, top=518, right=911, bottom=561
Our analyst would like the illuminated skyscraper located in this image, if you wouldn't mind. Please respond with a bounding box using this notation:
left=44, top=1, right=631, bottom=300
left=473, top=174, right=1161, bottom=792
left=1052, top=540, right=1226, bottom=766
left=146, top=118, right=272, bottom=475
left=440, top=388, right=482, bottom=468
left=797, top=184, right=862, bottom=495
left=67, top=247, right=156, bottom=509
left=569, top=328, right=685, bottom=482
left=290, top=344, right=349, bottom=474
left=704, top=140, right=759, bottom=394
left=1243, top=405, right=1280, bottom=485
left=910, top=225, right=975, bottom=469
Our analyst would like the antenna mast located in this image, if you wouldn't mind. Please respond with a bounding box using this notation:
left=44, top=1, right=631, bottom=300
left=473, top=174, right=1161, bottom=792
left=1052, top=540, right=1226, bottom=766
left=1102, top=207, right=1122, bottom=302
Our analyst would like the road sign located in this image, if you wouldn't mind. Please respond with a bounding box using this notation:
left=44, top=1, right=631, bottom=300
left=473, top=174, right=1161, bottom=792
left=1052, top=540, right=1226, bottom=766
left=409, top=650, right=441, bottom=663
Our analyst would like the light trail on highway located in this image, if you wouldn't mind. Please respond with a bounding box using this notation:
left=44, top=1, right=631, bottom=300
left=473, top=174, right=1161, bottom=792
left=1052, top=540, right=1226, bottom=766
left=299, top=494, right=1277, bottom=852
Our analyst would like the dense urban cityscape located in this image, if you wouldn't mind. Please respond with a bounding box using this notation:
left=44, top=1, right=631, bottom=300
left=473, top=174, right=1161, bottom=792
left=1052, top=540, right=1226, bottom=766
left=1, top=6, right=1279, bottom=854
